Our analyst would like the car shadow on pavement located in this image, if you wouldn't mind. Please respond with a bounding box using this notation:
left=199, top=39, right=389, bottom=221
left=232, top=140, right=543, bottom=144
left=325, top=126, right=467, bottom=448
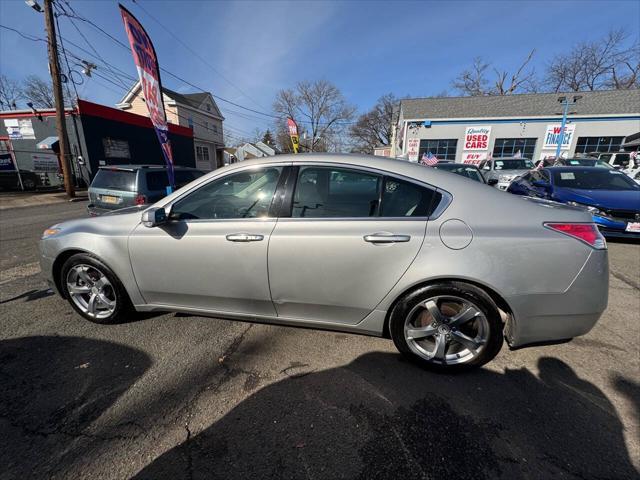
left=0, top=335, right=152, bottom=478
left=134, top=352, right=638, bottom=480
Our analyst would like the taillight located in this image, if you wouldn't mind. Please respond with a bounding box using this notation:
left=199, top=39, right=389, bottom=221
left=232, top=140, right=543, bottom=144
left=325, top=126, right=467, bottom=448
left=544, top=223, right=607, bottom=249
left=134, top=194, right=147, bottom=205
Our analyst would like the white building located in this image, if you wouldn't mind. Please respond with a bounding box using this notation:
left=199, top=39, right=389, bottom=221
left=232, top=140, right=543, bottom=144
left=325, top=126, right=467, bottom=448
left=117, top=82, right=225, bottom=171
left=392, top=89, right=640, bottom=164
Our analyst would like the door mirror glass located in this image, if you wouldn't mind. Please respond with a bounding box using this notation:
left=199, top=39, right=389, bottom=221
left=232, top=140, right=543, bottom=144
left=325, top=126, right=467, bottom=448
left=141, top=207, right=167, bottom=227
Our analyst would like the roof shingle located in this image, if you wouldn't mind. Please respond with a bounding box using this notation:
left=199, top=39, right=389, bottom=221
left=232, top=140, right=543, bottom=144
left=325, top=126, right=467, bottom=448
left=400, top=89, right=640, bottom=120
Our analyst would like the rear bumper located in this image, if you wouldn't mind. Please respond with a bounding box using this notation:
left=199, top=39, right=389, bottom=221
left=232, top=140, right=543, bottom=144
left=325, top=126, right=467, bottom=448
left=87, top=204, right=120, bottom=216
left=505, top=249, right=609, bottom=348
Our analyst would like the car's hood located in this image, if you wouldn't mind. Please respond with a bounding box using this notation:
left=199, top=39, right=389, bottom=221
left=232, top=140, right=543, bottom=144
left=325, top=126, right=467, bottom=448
left=555, top=188, right=640, bottom=210
left=52, top=208, right=144, bottom=236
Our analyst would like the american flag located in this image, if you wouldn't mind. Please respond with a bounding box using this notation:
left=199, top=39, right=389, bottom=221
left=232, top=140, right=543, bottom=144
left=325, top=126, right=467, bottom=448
left=421, top=152, right=439, bottom=166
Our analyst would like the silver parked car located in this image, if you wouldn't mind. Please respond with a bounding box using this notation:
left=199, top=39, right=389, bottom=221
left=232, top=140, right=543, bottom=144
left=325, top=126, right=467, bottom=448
left=40, top=154, right=609, bottom=371
left=480, top=157, right=535, bottom=190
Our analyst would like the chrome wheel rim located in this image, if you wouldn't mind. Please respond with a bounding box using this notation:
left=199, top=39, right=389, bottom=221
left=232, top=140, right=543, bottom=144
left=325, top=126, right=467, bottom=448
left=404, top=295, right=489, bottom=365
left=66, top=264, right=116, bottom=319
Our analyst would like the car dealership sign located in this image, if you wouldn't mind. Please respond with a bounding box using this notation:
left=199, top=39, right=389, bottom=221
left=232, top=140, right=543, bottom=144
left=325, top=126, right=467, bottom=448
left=463, top=126, right=492, bottom=151
left=461, top=152, right=488, bottom=165
left=543, top=124, right=575, bottom=150
left=406, top=138, right=420, bottom=162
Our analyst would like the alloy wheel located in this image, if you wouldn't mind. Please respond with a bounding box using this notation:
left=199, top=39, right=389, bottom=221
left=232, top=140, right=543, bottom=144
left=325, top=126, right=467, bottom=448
left=403, top=295, right=489, bottom=365
left=66, top=264, right=117, bottom=319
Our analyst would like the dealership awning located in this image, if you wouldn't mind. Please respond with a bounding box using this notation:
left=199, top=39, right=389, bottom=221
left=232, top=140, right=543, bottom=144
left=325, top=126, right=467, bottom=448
left=36, top=136, right=59, bottom=150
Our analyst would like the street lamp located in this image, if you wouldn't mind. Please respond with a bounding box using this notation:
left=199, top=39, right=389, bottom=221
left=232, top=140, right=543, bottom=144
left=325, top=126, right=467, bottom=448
left=555, top=95, right=582, bottom=160
left=25, top=0, right=43, bottom=12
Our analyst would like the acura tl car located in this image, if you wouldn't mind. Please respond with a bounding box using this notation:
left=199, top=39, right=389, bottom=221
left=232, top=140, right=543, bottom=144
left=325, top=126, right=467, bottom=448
left=40, top=154, right=609, bottom=371
left=508, top=166, right=640, bottom=239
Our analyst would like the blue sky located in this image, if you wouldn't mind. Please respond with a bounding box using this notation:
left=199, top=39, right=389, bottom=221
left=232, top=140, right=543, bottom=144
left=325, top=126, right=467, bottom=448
left=1, top=0, right=638, bottom=142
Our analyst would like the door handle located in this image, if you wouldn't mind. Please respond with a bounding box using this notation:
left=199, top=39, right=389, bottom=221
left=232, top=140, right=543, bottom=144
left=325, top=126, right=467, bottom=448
left=226, top=233, right=264, bottom=242
left=364, top=233, right=411, bottom=243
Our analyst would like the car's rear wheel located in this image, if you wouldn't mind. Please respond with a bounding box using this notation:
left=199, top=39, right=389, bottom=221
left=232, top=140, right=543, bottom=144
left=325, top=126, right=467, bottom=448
left=60, top=253, right=133, bottom=324
left=389, top=282, right=503, bottom=372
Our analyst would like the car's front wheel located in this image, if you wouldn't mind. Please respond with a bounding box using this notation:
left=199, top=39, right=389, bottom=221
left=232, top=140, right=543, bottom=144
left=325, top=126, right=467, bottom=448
left=60, top=253, right=133, bottom=324
left=389, top=282, right=504, bottom=372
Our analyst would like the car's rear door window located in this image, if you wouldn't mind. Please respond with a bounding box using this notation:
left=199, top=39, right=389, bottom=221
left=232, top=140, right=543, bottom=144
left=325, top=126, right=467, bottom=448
left=380, top=177, right=438, bottom=217
left=91, top=169, right=136, bottom=191
left=292, top=167, right=381, bottom=218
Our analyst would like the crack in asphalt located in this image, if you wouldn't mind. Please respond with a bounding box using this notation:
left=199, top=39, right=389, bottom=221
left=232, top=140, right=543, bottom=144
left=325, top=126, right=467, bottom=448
left=611, top=270, right=640, bottom=291
left=179, top=323, right=255, bottom=480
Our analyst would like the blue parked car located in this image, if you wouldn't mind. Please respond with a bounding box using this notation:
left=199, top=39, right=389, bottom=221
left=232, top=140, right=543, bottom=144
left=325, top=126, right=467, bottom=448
left=508, top=166, right=640, bottom=239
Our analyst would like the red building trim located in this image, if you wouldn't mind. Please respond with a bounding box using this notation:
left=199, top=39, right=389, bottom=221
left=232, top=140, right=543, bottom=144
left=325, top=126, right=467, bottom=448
left=0, top=109, right=66, bottom=119
left=77, top=99, right=193, bottom=137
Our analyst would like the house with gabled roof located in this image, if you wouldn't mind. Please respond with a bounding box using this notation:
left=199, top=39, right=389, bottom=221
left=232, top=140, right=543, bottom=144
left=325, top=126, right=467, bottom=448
left=117, top=82, right=224, bottom=171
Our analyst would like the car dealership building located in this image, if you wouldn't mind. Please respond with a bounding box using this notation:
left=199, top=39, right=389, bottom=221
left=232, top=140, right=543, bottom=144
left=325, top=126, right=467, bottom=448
left=390, top=89, right=640, bottom=164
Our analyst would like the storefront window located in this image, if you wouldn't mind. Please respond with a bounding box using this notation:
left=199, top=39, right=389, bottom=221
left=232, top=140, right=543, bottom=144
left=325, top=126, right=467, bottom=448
left=575, top=137, right=624, bottom=154
left=493, top=138, right=537, bottom=158
left=418, top=139, right=457, bottom=161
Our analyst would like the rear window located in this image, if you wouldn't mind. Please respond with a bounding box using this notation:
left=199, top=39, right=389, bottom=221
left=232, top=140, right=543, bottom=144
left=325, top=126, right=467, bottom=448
left=91, top=169, right=136, bottom=191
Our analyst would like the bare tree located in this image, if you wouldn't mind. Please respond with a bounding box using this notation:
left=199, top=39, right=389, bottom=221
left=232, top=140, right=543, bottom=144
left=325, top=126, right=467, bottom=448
left=349, top=93, right=396, bottom=153
left=452, top=57, right=491, bottom=96
left=0, top=75, right=24, bottom=110
left=452, top=51, right=537, bottom=96
left=273, top=80, right=355, bottom=152
left=23, top=75, right=55, bottom=108
left=546, top=29, right=639, bottom=92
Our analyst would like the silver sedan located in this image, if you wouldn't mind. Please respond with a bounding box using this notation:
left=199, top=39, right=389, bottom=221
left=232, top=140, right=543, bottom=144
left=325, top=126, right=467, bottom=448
left=40, top=154, right=609, bottom=371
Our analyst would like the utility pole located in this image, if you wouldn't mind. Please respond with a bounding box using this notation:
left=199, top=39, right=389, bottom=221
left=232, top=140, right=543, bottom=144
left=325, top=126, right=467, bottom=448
left=554, top=95, right=581, bottom=161
left=43, top=0, right=75, bottom=198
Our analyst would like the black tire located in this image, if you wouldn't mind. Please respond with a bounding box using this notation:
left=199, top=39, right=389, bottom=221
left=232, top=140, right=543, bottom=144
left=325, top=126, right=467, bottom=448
left=60, top=253, right=134, bottom=324
left=389, top=281, right=503, bottom=372
left=22, top=178, right=36, bottom=190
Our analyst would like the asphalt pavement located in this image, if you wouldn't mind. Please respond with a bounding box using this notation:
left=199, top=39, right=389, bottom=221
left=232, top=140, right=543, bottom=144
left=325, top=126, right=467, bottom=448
left=0, top=202, right=638, bottom=479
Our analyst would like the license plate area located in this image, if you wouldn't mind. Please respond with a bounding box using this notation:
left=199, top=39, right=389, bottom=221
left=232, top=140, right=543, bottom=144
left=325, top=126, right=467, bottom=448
left=625, top=222, right=640, bottom=232
left=101, top=195, right=120, bottom=205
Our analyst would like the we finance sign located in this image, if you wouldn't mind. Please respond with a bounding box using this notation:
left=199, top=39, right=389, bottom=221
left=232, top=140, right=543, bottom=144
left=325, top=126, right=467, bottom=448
left=463, top=126, right=492, bottom=151
left=543, top=124, right=575, bottom=150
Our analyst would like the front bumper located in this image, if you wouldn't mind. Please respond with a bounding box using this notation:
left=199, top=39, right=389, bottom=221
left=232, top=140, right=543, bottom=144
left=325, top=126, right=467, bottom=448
left=593, top=214, right=640, bottom=239
left=39, top=240, right=59, bottom=295
left=504, top=249, right=609, bottom=348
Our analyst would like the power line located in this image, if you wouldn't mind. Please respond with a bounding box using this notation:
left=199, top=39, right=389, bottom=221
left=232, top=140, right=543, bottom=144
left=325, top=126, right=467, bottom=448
left=127, top=0, right=270, bottom=112
left=56, top=2, right=130, bottom=90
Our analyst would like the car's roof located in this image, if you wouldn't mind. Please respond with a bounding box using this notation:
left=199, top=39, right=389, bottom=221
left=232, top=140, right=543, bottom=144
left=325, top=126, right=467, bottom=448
left=216, top=153, right=502, bottom=196
left=98, top=165, right=201, bottom=172
left=434, top=163, right=479, bottom=168
left=543, top=166, right=608, bottom=171
left=491, top=157, right=532, bottom=161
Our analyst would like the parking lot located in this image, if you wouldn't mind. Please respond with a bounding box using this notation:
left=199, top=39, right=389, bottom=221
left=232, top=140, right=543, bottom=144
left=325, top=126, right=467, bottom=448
left=1, top=201, right=638, bottom=479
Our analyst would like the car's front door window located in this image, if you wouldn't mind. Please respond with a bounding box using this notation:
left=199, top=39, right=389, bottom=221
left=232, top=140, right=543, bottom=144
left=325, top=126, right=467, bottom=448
left=171, top=167, right=283, bottom=220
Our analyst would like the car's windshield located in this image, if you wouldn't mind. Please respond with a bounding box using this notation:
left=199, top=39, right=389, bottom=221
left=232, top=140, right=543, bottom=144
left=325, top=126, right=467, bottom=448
left=436, top=165, right=484, bottom=182
left=564, top=159, right=614, bottom=169
left=552, top=169, right=640, bottom=190
left=91, top=169, right=136, bottom=191
left=493, top=159, right=534, bottom=170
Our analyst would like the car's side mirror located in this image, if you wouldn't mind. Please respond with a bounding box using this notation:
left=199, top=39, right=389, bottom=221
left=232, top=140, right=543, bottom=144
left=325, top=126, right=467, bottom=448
left=487, top=178, right=498, bottom=186
left=141, top=207, right=168, bottom=227
left=532, top=180, right=550, bottom=189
